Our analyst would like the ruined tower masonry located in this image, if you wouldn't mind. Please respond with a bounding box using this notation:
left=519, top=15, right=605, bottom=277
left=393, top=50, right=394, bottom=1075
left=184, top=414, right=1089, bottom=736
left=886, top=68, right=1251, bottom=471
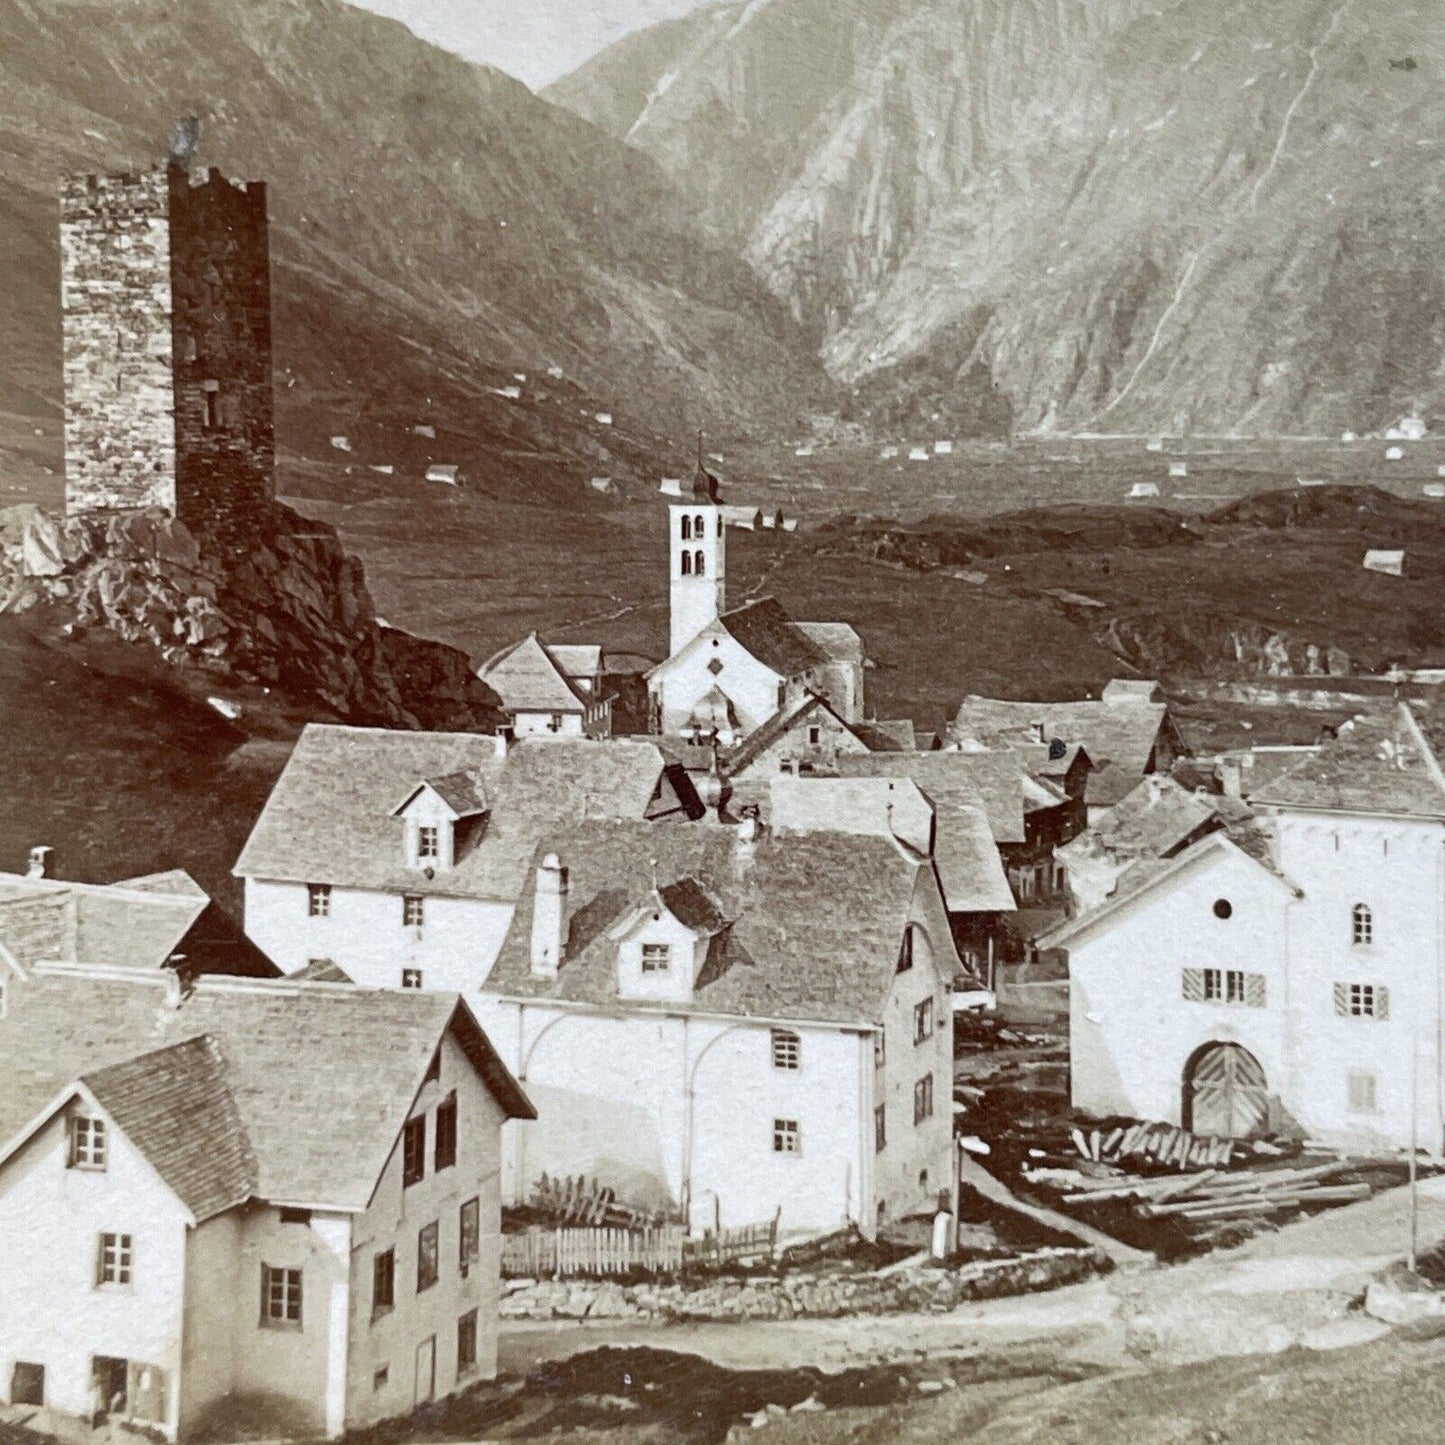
left=60, top=163, right=275, bottom=540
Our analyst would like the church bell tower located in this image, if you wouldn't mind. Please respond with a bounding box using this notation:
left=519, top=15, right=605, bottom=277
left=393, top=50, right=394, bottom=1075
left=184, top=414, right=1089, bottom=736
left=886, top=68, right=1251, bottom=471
left=668, top=439, right=726, bottom=657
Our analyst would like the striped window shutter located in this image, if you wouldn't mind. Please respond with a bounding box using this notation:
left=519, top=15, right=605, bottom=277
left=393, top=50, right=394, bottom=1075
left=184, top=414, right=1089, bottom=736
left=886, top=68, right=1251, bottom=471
left=1376, top=985, right=1390, bottom=1020
left=1182, top=968, right=1205, bottom=1002
left=1333, top=982, right=1349, bottom=1016
left=1245, top=973, right=1266, bottom=1008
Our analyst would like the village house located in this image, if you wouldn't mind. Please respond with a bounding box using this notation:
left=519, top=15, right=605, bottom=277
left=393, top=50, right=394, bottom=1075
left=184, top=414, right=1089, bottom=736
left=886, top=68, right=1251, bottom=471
left=1045, top=706, right=1445, bottom=1151
left=0, top=966, right=532, bottom=1440
left=646, top=463, right=864, bottom=740
left=235, top=727, right=702, bottom=988
left=475, top=634, right=611, bottom=739
left=950, top=679, right=1185, bottom=820
left=472, top=787, right=958, bottom=1238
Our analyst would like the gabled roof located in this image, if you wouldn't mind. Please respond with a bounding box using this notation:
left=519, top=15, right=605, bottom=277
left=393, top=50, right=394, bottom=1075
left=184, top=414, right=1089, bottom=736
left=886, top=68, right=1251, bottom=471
left=1251, top=706, right=1445, bottom=820
left=0, top=970, right=533, bottom=1212
left=657, top=878, right=728, bottom=934
left=723, top=694, right=830, bottom=777
left=235, top=726, right=680, bottom=902
left=488, top=820, right=932, bottom=1026
left=548, top=644, right=601, bottom=681
left=392, top=769, right=491, bottom=819
left=83, top=1036, right=256, bottom=1223
left=0, top=872, right=208, bottom=974
left=835, top=751, right=1028, bottom=844
left=851, top=720, right=917, bottom=752
left=1070, top=775, right=1220, bottom=860
left=477, top=633, right=590, bottom=715
left=795, top=622, right=864, bottom=666
left=717, top=598, right=828, bottom=679
left=921, top=800, right=1017, bottom=914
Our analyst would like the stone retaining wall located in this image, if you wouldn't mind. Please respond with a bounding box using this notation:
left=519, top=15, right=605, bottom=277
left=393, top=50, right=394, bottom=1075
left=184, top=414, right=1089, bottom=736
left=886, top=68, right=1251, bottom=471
left=500, top=1246, right=1106, bottom=1322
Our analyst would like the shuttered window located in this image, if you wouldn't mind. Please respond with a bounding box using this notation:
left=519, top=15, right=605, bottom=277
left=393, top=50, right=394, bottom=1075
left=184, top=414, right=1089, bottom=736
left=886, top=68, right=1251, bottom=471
left=1334, top=982, right=1389, bottom=1019
left=1183, top=968, right=1265, bottom=1007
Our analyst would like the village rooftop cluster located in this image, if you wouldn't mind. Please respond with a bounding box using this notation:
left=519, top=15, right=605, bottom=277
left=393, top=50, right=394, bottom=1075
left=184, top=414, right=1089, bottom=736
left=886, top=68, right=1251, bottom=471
left=4, top=157, right=1445, bottom=1441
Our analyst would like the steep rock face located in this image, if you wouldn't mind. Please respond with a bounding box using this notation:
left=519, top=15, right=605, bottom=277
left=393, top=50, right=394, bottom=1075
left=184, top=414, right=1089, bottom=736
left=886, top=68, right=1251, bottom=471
left=2, top=503, right=502, bottom=730
left=553, top=0, right=1445, bottom=435
left=0, top=0, right=826, bottom=483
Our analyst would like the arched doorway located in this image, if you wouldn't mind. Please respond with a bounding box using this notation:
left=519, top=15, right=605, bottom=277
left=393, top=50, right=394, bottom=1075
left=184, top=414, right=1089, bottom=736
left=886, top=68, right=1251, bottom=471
left=1183, top=1042, right=1269, bottom=1138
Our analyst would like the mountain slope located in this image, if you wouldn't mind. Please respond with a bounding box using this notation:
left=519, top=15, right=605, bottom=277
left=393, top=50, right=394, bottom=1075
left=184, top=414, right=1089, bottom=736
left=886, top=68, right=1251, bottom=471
left=550, top=0, right=1445, bottom=436
left=0, top=0, right=827, bottom=502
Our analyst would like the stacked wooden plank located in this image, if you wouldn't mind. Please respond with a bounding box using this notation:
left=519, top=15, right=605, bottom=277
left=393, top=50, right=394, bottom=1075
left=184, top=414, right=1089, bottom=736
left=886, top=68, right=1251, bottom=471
left=1071, top=1122, right=1237, bottom=1169
left=529, top=1173, right=676, bottom=1230
left=1056, top=1159, right=1371, bottom=1221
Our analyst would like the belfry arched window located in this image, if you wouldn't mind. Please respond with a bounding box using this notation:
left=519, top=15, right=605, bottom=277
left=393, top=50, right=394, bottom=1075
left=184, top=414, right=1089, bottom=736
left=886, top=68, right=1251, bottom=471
left=680, top=551, right=692, bottom=576
left=694, top=513, right=705, bottom=536
left=681, top=515, right=692, bottom=540
left=694, top=550, right=706, bottom=576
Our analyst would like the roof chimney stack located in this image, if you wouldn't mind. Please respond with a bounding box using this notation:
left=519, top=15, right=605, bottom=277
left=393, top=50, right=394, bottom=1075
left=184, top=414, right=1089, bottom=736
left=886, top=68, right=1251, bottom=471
left=27, top=846, right=53, bottom=880
left=493, top=732, right=509, bottom=761
left=530, top=853, right=568, bottom=977
left=1219, top=757, right=1244, bottom=800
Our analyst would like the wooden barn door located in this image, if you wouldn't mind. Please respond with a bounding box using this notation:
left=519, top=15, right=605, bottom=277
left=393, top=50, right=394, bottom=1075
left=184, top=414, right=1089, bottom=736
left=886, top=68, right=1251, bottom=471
left=1186, top=1043, right=1269, bottom=1138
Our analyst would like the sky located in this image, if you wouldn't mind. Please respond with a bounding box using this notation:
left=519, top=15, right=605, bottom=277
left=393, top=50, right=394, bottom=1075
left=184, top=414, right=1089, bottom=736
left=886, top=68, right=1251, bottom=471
left=352, top=0, right=716, bottom=89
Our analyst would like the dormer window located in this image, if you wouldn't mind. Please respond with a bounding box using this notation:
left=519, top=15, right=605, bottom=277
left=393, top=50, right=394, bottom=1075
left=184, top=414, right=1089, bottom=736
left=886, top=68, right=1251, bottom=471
left=69, top=1114, right=107, bottom=1171
left=641, top=943, right=671, bottom=974
left=417, top=826, right=440, bottom=861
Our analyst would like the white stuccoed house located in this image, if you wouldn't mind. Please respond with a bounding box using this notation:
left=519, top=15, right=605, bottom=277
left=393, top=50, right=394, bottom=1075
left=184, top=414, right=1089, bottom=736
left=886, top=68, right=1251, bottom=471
left=0, top=967, right=532, bottom=1439
left=233, top=726, right=701, bottom=990
left=1044, top=705, right=1445, bottom=1152
left=473, top=787, right=959, bottom=1238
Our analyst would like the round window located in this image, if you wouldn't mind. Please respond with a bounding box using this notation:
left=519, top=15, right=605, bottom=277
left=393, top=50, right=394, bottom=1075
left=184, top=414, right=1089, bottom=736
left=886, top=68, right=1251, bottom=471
left=1213, top=898, right=1233, bottom=920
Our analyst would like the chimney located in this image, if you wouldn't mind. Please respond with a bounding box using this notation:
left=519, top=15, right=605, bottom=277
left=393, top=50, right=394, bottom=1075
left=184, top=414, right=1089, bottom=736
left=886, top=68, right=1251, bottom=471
left=493, top=732, right=509, bottom=760
left=162, top=966, right=185, bottom=1010
left=737, top=808, right=762, bottom=851
left=27, top=846, right=53, bottom=880
left=1032, top=720, right=1047, bottom=744
left=530, top=854, right=568, bottom=977
left=1219, top=758, right=1243, bottom=800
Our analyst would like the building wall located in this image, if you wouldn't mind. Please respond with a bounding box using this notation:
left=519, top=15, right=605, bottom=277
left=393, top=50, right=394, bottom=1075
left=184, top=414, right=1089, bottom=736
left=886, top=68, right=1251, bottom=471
left=346, top=1031, right=506, bottom=1430
left=512, top=711, right=585, bottom=738
left=809, top=660, right=864, bottom=725
left=730, top=708, right=870, bottom=780
left=1271, top=811, right=1445, bottom=1152
left=60, top=170, right=177, bottom=516
left=178, top=1212, right=239, bottom=1435
left=1068, top=849, right=1292, bottom=1127
left=651, top=627, right=786, bottom=737
left=168, top=166, right=274, bottom=541
left=0, top=1102, right=190, bottom=1435
left=474, top=998, right=870, bottom=1235
left=243, top=878, right=514, bottom=992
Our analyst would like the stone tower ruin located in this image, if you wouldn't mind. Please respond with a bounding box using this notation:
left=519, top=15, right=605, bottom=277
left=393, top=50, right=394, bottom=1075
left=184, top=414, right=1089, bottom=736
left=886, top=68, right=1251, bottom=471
left=60, top=162, right=275, bottom=539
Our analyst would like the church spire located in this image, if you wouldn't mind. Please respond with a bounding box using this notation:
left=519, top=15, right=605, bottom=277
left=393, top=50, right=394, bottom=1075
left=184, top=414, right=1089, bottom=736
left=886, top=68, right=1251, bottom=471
left=692, top=428, right=721, bottom=503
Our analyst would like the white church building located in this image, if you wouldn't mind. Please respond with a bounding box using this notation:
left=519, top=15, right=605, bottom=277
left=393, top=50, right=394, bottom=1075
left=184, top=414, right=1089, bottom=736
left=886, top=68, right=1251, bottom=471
left=647, top=464, right=864, bottom=742
left=1045, top=706, right=1445, bottom=1153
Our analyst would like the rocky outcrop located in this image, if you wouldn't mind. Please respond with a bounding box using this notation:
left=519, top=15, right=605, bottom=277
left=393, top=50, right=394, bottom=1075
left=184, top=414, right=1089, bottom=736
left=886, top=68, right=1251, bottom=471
left=500, top=1245, right=1105, bottom=1322
left=0, top=503, right=502, bottom=731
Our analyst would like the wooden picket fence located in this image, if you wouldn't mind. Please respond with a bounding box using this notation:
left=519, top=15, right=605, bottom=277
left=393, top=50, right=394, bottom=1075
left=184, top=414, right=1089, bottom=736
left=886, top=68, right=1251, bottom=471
left=502, top=1225, right=686, bottom=1278
left=685, top=1209, right=782, bottom=1266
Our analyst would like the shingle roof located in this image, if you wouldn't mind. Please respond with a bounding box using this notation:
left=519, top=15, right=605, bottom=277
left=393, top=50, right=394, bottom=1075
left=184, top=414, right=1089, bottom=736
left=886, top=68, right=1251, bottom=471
left=950, top=693, right=1175, bottom=806
left=1078, top=775, right=1220, bottom=860
left=835, top=751, right=1028, bottom=844
left=83, top=1036, right=256, bottom=1223
left=548, top=644, right=601, bottom=681
left=421, top=769, right=491, bottom=818
left=718, top=598, right=827, bottom=680
left=722, top=694, right=832, bottom=778
left=920, top=800, right=1016, bottom=914
left=0, top=970, right=533, bottom=1212
left=487, top=820, right=928, bottom=1026
left=477, top=634, right=589, bottom=715
left=1251, top=706, right=1445, bottom=819
left=850, top=720, right=917, bottom=752
left=234, top=726, right=678, bottom=902
left=657, top=878, right=728, bottom=934
left=0, top=873, right=208, bottom=974
left=795, top=622, right=864, bottom=665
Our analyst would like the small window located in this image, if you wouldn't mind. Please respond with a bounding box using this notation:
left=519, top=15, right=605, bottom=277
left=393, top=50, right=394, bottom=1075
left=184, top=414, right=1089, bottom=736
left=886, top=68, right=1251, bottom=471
left=806, top=725, right=822, bottom=746
left=260, top=1265, right=302, bottom=1328
left=770, top=1028, right=800, bottom=1071
left=203, top=386, right=220, bottom=429
left=772, top=1118, right=800, bottom=1155
left=680, top=551, right=692, bottom=576
left=680, top=515, right=692, bottom=540
left=897, top=929, right=914, bottom=973
left=403, top=894, right=425, bottom=929
left=307, top=883, right=331, bottom=917
left=279, top=1207, right=311, bottom=1225
left=913, top=1073, right=934, bottom=1125
left=372, top=1249, right=395, bottom=1319
left=1336, top=982, right=1389, bottom=1019
left=1203, top=967, right=1223, bottom=1002
left=459, top=1197, right=480, bottom=1269
left=641, top=942, right=671, bottom=974
left=435, top=1092, right=458, bottom=1171
left=1352, top=903, right=1373, bottom=946
left=874, top=1104, right=886, bottom=1153
left=457, top=1308, right=479, bottom=1377
left=402, top=1114, right=426, bottom=1188
left=1348, top=1070, right=1378, bottom=1114
left=694, top=550, right=706, bottom=577
left=547, top=713, right=563, bottom=732
left=1225, top=969, right=1246, bottom=1005
left=402, top=968, right=423, bottom=990
left=913, top=997, right=934, bottom=1044
left=1213, top=898, right=1232, bottom=920
left=873, top=1033, right=885, bottom=1069
left=96, top=1232, right=133, bottom=1287
left=373, top=1366, right=389, bottom=1392
left=417, top=826, right=440, bottom=860
left=69, top=1115, right=107, bottom=1171
left=417, top=1221, right=439, bottom=1293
